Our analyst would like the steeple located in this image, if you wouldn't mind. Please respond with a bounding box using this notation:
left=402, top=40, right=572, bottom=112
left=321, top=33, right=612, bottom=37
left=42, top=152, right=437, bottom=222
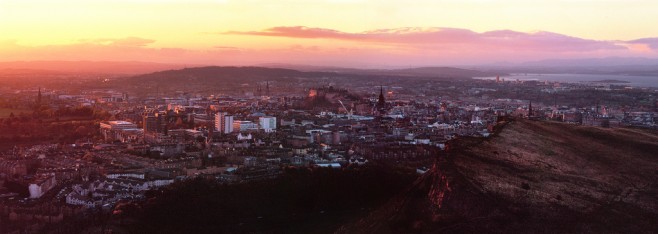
left=377, top=86, right=385, bottom=107
left=528, top=101, right=533, bottom=117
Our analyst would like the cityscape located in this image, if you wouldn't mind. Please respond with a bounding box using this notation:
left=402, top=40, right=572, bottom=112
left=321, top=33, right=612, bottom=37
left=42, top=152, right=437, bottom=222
left=1, top=0, right=658, bottom=233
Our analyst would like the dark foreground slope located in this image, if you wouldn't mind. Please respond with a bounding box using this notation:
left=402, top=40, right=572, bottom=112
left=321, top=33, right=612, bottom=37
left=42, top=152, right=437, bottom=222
left=339, top=120, right=658, bottom=233
left=120, top=166, right=416, bottom=234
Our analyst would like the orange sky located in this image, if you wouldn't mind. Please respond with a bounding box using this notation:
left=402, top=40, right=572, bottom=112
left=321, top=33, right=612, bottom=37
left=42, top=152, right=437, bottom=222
left=2, top=0, right=658, bottom=66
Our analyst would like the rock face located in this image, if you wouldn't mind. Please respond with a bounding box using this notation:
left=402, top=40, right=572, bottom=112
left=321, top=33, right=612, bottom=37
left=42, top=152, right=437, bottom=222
left=339, top=120, right=658, bottom=233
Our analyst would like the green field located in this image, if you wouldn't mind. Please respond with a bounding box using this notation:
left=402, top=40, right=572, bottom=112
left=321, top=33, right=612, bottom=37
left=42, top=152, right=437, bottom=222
left=0, top=108, right=28, bottom=118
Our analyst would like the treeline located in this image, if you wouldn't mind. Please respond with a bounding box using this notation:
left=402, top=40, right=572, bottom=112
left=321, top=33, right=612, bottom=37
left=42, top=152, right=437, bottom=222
left=0, top=121, right=98, bottom=143
left=2, top=106, right=110, bottom=122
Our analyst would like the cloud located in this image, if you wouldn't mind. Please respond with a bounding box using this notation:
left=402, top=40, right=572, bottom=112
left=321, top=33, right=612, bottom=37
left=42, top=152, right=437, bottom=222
left=226, top=26, right=356, bottom=39
left=78, top=37, right=156, bottom=47
left=0, top=37, right=200, bottom=63
left=225, top=26, right=627, bottom=53
left=627, top=37, right=658, bottom=50
left=2, top=28, right=658, bottom=67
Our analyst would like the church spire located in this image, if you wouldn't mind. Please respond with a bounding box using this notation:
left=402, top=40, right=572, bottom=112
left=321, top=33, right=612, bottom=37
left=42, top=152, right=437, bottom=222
left=528, top=100, right=533, bottom=117
left=378, top=86, right=385, bottom=106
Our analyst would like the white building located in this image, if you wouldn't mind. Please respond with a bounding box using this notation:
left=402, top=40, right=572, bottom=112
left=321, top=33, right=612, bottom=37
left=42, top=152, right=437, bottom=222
left=237, top=133, right=253, bottom=141
left=66, top=192, right=98, bottom=208
left=28, top=175, right=56, bottom=199
left=259, top=116, right=277, bottom=132
left=106, top=172, right=145, bottom=180
left=215, top=112, right=234, bottom=134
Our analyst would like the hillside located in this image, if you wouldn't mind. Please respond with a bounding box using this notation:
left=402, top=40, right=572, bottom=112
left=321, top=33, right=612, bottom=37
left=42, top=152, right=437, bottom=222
left=109, top=66, right=335, bottom=96
left=116, top=66, right=487, bottom=96
left=339, top=120, right=658, bottom=233
left=129, top=66, right=332, bottom=83
left=119, top=166, right=417, bottom=234
left=260, top=64, right=501, bottom=78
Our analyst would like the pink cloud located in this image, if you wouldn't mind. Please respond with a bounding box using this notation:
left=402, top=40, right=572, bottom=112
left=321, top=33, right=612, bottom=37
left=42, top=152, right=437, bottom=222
left=2, top=28, right=658, bottom=67
left=225, top=26, right=627, bottom=52
left=628, top=37, right=658, bottom=50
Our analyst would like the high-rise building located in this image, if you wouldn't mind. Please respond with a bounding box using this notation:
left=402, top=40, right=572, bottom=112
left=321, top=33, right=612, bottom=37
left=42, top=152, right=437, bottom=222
left=259, top=116, right=277, bottom=132
left=215, top=112, right=234, bottom=133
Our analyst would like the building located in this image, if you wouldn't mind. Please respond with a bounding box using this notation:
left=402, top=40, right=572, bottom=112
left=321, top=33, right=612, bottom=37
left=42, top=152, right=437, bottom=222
left=215, top=112, right=234, bottom=134
left=194, top=113, right=214, bottom=126
left=244, top=156, right=258, bottom=167
left=376, top=86, right=388, bottom=114
left=100, top=121, right=138, bottom=131
left=28, top=175, right=57, bottom=199
left=100, top=121, right=142, bottom=142
left=233, top=120, right=258, bottom=132
left=259, top=116, right=277, bottom=132
left=143, top=113, right=165, bottom=133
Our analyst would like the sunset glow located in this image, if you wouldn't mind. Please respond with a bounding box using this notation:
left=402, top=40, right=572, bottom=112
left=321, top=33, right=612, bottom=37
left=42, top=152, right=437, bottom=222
left=2, top=0, right=658, bottom=66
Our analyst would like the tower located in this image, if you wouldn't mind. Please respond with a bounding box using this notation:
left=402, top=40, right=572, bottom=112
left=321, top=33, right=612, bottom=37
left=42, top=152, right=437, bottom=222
left=215, top=112, right=234, bottom=133
left=377, top=86, right=385, bottom=107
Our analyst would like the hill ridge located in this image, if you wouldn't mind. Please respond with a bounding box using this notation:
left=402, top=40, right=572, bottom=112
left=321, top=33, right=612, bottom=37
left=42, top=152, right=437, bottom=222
left=338, top=119, right=658, bottom=233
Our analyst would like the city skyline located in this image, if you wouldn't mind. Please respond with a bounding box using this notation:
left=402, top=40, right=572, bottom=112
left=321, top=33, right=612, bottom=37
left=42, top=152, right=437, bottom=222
left=2, top=0, right=658, bottom=66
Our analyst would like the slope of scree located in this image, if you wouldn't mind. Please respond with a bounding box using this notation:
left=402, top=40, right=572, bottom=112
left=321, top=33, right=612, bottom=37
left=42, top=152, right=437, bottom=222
left=338, top=120, right=658, bottom=233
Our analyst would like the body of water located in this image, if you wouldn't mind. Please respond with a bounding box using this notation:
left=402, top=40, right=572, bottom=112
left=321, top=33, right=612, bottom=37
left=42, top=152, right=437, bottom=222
left=477, top=73, right=658, bottom=88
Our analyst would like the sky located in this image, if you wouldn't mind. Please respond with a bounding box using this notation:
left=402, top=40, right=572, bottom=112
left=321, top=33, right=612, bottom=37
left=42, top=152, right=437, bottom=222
left=2, top=0, right=658, bottom=67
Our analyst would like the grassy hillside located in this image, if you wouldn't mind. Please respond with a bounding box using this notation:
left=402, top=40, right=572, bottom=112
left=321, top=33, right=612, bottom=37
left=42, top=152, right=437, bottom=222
left=120, top=166, right=417, bottom=234
left=340, top=120, right=658, bottom=233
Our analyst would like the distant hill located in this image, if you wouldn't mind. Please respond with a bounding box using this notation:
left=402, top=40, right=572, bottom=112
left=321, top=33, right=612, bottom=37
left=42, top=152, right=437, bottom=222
left=0, top=61, right=192, bottom=75
left=339, top=120, right=658, bottom=233
left=260, top=63, right=500, bottom=78
left=384, top=67, right=498, bottom=77
left=134, top=66, right=329, bottom=79
left=126, top=66, right=335, bottom=85
left=120, top=65, right=495, bottom=93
